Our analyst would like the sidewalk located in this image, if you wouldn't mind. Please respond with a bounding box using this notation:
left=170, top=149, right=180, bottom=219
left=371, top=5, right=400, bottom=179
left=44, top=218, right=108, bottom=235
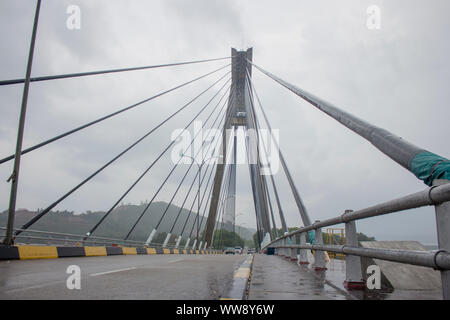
left=247, top=254, right=351, bottom=300
left=248, top=253, right=443, bottom=300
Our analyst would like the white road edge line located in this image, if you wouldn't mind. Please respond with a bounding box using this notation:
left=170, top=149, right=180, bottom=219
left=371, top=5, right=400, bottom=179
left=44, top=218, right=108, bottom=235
left=5, top=279, right=65, bottom=293
left=90, top=267, right=137, bottom=277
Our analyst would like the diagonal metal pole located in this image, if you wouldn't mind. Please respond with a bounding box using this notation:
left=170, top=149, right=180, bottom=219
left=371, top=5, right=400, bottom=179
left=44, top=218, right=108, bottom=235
left=250, top=61, right=450, bottom=187
left=3, top=0, right=41, bottom=245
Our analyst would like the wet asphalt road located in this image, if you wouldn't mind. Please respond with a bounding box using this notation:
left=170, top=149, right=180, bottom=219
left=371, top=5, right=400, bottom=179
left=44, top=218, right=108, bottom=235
left=0, top=254, right=248, bottom=300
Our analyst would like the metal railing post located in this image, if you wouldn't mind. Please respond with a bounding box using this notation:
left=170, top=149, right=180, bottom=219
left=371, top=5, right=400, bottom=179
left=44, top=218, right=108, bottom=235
left=433, top=179, right=450, bottom=300
left=343, top=213, right=365, bottom=289
left=175, top=236, right=182, bottom=248
left=299, top=232, right=309, bottom=265
left=284, top=238, right=288, bottom=257
left=184, top=238, right=191, bottom=249
left=290, top=235, right=297, bottom=261
left=3, top=0, right=41, bottom=246
left=162, top=233, right=171, bottom=248
left=314, top=223, right=327, bottom=271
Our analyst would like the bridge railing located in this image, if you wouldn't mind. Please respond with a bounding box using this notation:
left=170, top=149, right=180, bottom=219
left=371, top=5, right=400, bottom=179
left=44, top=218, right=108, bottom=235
left=0, top=227, right=220, bottom=251
left=262, top=180, right=450, bottom=299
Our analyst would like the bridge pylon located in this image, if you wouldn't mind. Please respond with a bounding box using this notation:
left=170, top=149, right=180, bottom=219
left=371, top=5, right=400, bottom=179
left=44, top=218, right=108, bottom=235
left=204, top=48, right=272, bottom=248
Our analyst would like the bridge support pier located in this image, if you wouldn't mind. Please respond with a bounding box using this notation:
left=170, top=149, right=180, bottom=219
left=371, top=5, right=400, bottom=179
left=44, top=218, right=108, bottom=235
left=314, top=224, right=327, bottom=271
left=433, top=179, right=450, bottom=300
left=299, top=232, right=309, bottom=264
left=343, top=216, right=365, bottom=290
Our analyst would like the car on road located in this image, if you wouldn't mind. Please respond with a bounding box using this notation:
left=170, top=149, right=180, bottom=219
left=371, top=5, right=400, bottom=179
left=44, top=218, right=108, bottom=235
left=234, top=247, right=242, bottom=254
left=224, top=247, right=235, bottom=254
left=247, top=248, right=256, bottom=254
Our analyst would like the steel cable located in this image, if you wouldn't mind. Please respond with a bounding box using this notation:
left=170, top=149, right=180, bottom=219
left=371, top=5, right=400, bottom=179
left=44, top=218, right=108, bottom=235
left=14, top=71, right=230, bottom=237
left=0, top=64, right=230, bottom=165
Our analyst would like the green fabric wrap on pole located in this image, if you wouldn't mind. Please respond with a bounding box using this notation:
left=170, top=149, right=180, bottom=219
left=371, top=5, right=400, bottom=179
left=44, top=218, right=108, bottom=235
left=410, top=151, right=450, bottom=186
left=308, top=230, right=315, bottom=245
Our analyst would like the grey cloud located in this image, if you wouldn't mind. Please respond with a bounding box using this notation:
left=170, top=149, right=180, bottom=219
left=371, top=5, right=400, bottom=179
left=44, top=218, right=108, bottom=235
left=0, top=0, right=449, bottom=244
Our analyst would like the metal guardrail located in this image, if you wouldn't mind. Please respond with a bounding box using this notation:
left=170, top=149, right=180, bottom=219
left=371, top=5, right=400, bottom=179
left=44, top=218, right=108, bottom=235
left=0, top=227, right=221, bottom=250
left=263, top=180, right=450, bottom=299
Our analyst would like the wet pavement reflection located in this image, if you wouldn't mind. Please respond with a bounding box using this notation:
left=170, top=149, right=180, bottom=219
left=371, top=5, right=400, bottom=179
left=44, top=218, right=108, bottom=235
left=248, top=252, right=442, bottom=300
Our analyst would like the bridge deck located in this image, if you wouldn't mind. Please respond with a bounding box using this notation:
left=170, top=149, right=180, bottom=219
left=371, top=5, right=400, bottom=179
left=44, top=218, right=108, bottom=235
left=0, top=254, right=247, bottom=299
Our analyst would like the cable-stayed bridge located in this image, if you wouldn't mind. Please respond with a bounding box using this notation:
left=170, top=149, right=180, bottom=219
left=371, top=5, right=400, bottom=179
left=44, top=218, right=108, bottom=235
left=1, top=1, right=450, bottom=300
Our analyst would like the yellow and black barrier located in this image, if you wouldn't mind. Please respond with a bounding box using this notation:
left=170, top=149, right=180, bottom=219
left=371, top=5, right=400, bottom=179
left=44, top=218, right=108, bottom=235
left=0, top=245, right=220, bottom=260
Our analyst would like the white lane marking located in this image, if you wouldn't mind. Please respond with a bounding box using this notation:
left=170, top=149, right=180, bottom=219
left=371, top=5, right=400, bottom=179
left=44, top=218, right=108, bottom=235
left=90, top=267, right=137, bottom=277
left=168, top=259, right=184, bottom=263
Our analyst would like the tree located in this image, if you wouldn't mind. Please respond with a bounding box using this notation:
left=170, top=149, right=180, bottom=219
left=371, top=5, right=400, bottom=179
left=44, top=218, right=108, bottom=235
left=213, top=229, right=244, bottom=249
left=357, top=232, right=376, bottom=241
left=153, top=231, right=167, bottom=245
left=253, top=232, right=259, bottom=249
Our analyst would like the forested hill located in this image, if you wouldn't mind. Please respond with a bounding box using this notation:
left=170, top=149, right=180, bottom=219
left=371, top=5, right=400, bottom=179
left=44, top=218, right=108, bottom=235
left=0, top=201, right=255, bottom=242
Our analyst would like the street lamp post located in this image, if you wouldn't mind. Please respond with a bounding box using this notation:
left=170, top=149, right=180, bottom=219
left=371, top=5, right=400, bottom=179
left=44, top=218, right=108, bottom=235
left=234, top=212, right=244, bottom=247
left=181, top=151, right=217, bottom=250
left=218, top=194, right=235, bottom=249
left=238, top=222, right=247, bottom=243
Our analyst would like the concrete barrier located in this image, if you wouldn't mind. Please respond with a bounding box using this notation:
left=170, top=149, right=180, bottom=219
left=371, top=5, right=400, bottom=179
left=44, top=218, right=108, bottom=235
left=122, top=247, right=137, bottom=255
left=360, top=241, right=442, bottom=290
left=84, top=246, right=107, bottom=257
left=17, top=245, right=58, bottom=260
left=0, top=245, right=216, bottom=261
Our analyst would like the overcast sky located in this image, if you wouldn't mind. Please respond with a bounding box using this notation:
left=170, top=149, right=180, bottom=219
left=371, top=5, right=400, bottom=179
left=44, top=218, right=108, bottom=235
left=1, top=0, right=449, bottom=244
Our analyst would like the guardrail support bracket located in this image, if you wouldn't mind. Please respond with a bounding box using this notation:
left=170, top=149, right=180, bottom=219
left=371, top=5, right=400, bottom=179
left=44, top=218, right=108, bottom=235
left=314, top=224, right=327, bottom=271
left=433, top=179, right=450, bottom=300
left=343, top=218, right=365, bottom=290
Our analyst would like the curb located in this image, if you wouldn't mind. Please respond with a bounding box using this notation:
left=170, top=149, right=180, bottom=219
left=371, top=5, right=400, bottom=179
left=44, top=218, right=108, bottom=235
left=221, top=254, right=254, bottom=300
left=0, top=245, right=220, bottom=260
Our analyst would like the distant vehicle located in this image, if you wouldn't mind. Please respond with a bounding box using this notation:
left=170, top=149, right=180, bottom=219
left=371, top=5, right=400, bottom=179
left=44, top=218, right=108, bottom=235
left=224, top=247, right=235, bottom=254
left=247, top=248, right=256, bottom=254
left=234, top=247, right=242, bottom=254
left=236, top=111, right=246, bottom=118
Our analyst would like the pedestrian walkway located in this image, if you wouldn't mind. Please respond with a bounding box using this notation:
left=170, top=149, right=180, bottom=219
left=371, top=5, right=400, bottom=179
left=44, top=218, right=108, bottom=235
left=248, top=254, right=351, bottom=300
